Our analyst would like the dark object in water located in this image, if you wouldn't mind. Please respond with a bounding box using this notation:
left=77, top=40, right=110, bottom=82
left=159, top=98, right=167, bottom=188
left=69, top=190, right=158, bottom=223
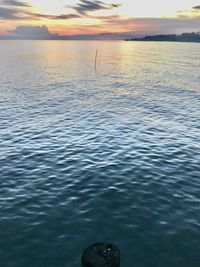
left=82, top=242, right=120, bottom=267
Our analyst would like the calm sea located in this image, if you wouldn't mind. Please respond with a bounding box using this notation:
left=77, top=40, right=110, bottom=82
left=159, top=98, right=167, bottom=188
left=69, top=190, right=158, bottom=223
left=0, top=41, right=200, bottom=267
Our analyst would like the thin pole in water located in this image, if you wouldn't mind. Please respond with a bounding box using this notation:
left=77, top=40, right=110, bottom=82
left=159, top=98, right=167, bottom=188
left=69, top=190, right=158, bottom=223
left=94, top=49, right=98, bottom=69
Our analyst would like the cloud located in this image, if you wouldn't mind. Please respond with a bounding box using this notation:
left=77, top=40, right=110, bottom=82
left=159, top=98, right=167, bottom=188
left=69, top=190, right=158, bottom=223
left=71, top=0, right=120, bottom=15
left=0, top=0, right=120, bottom=21
left=11, top=25, right=50, bottom=36
left=0, top=6, right=80, bottom=21
left=9, top=25, right=59, bottom=39
left=0, top=6, right=20, bottom=19
left=193, top=5, right=200, bottom=10
left=52, top=14, right=80, bottom=20
left=31, top=13, right=80, bottom=20
left=1, top=0, right=31, bottom=7
left=92, top=14, right=120, bottom=21
left=0, top=0, right=80, bottom=21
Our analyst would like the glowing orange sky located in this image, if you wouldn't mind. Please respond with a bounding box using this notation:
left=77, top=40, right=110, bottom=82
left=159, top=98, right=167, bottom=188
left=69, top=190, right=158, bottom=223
left=0, top=0, right=199, bottom=38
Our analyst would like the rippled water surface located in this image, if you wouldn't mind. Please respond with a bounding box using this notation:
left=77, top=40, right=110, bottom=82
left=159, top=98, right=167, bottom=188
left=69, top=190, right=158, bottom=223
left=0, top=41, right=200, bottom=267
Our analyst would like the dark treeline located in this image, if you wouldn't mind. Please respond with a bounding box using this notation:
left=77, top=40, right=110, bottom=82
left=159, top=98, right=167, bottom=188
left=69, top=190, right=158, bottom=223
left=126, top=32, right=200, bottom=43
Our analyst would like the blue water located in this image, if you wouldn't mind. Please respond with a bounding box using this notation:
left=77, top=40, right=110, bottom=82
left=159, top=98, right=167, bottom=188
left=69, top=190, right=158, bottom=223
left=0, top=41, right=200, bottom=267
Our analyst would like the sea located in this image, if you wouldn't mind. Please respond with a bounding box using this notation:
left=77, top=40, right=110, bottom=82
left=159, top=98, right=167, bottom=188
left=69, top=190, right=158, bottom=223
left=0, top=40, right=200, bottom=267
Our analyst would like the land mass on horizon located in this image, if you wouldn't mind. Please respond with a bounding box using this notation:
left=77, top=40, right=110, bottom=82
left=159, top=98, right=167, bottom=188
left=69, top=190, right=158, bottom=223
left=0, top=25, right=200, bottom=41
left=125, top=32, right=200, bottom=43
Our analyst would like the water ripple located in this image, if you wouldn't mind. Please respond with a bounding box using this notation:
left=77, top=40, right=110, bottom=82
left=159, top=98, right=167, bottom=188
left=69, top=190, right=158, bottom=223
left=0, top=41, right=200, bottom=267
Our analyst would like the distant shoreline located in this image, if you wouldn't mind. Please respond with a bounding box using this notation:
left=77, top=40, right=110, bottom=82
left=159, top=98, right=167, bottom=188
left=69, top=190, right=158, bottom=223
left=0, top=32, right=200, bottom=42
left=125, top=32, right=200, bottom=43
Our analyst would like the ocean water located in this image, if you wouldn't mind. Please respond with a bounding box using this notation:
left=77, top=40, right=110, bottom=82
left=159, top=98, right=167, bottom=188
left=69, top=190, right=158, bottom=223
left=0, top=40, right=200, bottom=267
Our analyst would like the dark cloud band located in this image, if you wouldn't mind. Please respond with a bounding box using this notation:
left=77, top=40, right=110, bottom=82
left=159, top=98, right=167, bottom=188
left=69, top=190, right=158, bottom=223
left=0, top=6, right=80, bottom=20
left=192, top=5, right=200, bottom=10
left=1, top=0, right=31, bottom=7
left=0, top=6, right=20, bottom=19
left=71, top=0, right=120, bottom=14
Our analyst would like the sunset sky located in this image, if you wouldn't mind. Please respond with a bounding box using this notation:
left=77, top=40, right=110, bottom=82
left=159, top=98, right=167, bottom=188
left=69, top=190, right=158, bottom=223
left=0, top=0, right=199, bottom=39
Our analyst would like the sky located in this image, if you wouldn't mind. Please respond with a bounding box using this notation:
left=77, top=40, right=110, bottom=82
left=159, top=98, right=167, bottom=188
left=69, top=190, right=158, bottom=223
left=0, top=0, right=199, bottom=39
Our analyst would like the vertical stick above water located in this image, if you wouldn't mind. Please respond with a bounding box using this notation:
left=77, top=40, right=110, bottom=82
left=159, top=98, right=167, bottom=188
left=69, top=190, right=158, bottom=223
left=94, top=49, right=98, bottom=70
